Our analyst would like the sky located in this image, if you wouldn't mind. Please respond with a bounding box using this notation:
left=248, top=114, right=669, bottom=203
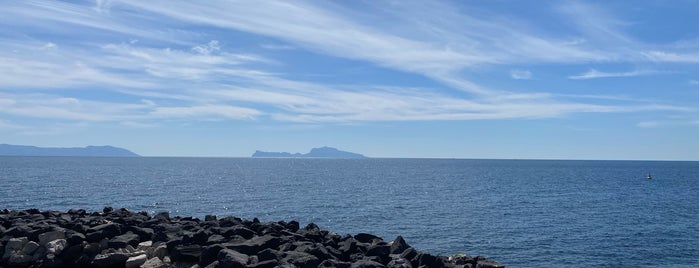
left=1, top=0, right=699, bottom=160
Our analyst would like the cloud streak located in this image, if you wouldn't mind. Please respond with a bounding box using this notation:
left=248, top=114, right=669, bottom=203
left=568, top=69, right=658, bottom=80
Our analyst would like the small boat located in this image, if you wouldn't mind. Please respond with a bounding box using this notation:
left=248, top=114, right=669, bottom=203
left=647, top=173, right=652, bottom=180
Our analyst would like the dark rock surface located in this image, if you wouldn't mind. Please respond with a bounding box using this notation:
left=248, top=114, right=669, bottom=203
left=0, top=208, right=504, bottom=267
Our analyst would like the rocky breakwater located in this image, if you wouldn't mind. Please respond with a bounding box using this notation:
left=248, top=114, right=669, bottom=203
left=1, top=208, right=504, bottom=268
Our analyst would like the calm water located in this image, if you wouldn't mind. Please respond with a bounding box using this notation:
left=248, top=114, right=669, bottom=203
left=1, top=157, right=698, bottom=267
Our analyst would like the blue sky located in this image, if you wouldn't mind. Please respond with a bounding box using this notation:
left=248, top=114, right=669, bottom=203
left=1, top=0, right=698, bottom=160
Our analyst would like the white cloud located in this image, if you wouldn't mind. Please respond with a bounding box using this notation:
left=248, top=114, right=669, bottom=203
left=643, top=51, right=699, bottom=63
left=510, top=69, right=532, bottom=80
left=150, top=105, right=261, bottom=120
left=568, top=69, right=657, bottom=80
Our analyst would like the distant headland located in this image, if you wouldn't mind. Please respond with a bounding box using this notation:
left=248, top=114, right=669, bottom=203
left=0, top=144, right=140, bottom=157
left=252, top=146, right=366, bottom=158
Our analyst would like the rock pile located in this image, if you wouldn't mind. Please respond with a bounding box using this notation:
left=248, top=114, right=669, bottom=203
left=1, top=208, right=504, bottom=268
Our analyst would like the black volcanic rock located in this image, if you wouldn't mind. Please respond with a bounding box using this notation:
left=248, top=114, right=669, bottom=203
left=0, top=144, right=139, bottom=157
left=252, top=146, right=366, bottom=158
left=0, top=208, right=504, bottom=268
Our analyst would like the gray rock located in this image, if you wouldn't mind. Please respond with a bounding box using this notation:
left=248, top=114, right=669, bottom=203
left=218, top=248, right=249, bottom=268
left=281, top=251, right=320, bottom=268
left=141, top=256, right=167, bottom=268
left=108, top=232, right=140, bottom=248
left=125, top=254, right=147, bottom=268
left=351, top=259, right=387, bottom=268
left=92, top=252, right=130, bottom=267
left=22, top=241, right=40, bottom=255
left=7, top=237, right=28, bottom=251
left=390, top=236, right=410, bottom=255
left=354, top=233, right=382, bottom=244
left=46, top=238, right=67, bottom=255
left=8, top=252, right=32, bottom=266
left=38, top=230, right=66, bottom=246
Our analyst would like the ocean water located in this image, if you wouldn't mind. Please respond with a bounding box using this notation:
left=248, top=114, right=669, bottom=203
left=1, top=157, right=698, bottom=267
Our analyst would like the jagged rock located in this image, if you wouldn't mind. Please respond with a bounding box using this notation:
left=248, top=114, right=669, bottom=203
left=319, top=259, right=352, bottom=267
left=125, top=254, right=147, bottom=268
left=257, top=248, right=283, bottom=262
left=59, top=244, right=83, bottom=263
left=66, top=231, right=86, bottom=246
left=354, top=233, right=382, bottom=244
left=6, top=237, right=28, bottom=251
left=8, top=252, right=32, bottom=266
left=249, top=259, right=279, bottom=268
left=128, top=226, right=154, bottom=241
left=38, top=230, right=66, bottom=246
left=224, top=234, right=282, bottom=255
left=88, top=223, right=122, bottom=239
left=46, top=239, right=67, bottom=256
left=108, top=232, right=140, bottom=248
left=282, top=251, right=320, bottom=268
left=218, top=248, right=249, bottom=268
left=141, top=257, right=167, bottom=268
left=390, top=236, right=410, bottom=254
left=22, top=241, right=40, bottom=255
left=92, top=252, right=130, bottom=267
left=352, top=259, right=387, bottom=268
left=171, top=244, right=202, bottom=263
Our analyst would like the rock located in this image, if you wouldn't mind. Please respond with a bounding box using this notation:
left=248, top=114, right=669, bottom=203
left=257, top=248, right=283, bottom=262
left=125, top=254, right=147, bottom=268
left=354, top=233, right=382, bottom=244
left=218, top=248, right=249, bottom=268
left=46, top=238, right=67, bottom=255
left=88, top=223, right=122, bottom=239
left=386, top=257, right=411, bottom=268
left=6, top=237, right=28, bottom=251
left=8, top=252, right=32, bottom=266
left=108, top=232, right=140, bottom=248
left=399, top=247, right=418, bottom=261
left=137, top=240, right=153, bottom=250
left=150, top=243, right=168, bottom=260
left=66, top=231, right=86, bottom=246
left=249, top=259, right=279, bottom=268
left=450, top=253, right=475, bottom=265
left=92, top=252, right=130, bottom=267
left=200, top=244, right=225, bottom=266
left=128, top=226, right=154, bottom=241
left=38, top=230, right=66, bottom=246
left=351, top=259, right=387, bottom=268
left=224, top=234, right=282, bottom=255
left=390, top=236, right=410, bottom=254
left=59, top=244, right=84, bottom=263
left=141, top=257, right=167, bottom=268
left=21, top=241, right=40, bottom=255
left=171, top=244, right=202, bottom=263
left=207, top=234, right=226, bottom=244
left=282, top=251, right=320, bottom=268
left=366, top=243, right=390, bottom=257
left=319, top=259, right=352, bottom=267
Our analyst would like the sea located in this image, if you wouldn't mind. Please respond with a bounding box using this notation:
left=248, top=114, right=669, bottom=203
left=1, top=157, right=698, bottom=267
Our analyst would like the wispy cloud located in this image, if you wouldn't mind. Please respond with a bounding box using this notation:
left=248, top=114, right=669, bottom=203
left=510, top=69, right=532, bottom=80
left=568, top=69, right=658, bottom=80
left=689, top=80, right=699, bottom=85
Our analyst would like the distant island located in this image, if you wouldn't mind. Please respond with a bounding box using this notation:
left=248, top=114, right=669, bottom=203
left=0, top=144, right=140, bottom=157
left=252, top=146, right=366, bottom=158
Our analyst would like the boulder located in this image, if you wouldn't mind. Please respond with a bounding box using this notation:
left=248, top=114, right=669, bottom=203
left=141, top=256, right=167, bottom=268
left=22, top=241, right=40, bottom=255
left=46, top=238, right=67, bottom=256
left=200, top=244, right=225, bottom=267
left=108, top=232, right=140, bottom=248
left=354, top=233, right=382, bottom=244
left=125, top=254, right=147, bottom=268
left=218, top=248, right=249, bottom=268
left=38, top=230, right=66, bottom=246
left=224, top=235, right=282, bottom=255
left=171, top=244, right=202, bottom=263
left=389, top=236, right=410, bottom=254
left=351, top=259, right=387, bottom=268
left=319, top=259, right=352, bottom=267
left=249, top=259, right=279, bottom=268
left=92, top=252, right=130, bottom=267
left=88, top=223, right=122, bottom=239
left=282, top=251, right=320, bottom=268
